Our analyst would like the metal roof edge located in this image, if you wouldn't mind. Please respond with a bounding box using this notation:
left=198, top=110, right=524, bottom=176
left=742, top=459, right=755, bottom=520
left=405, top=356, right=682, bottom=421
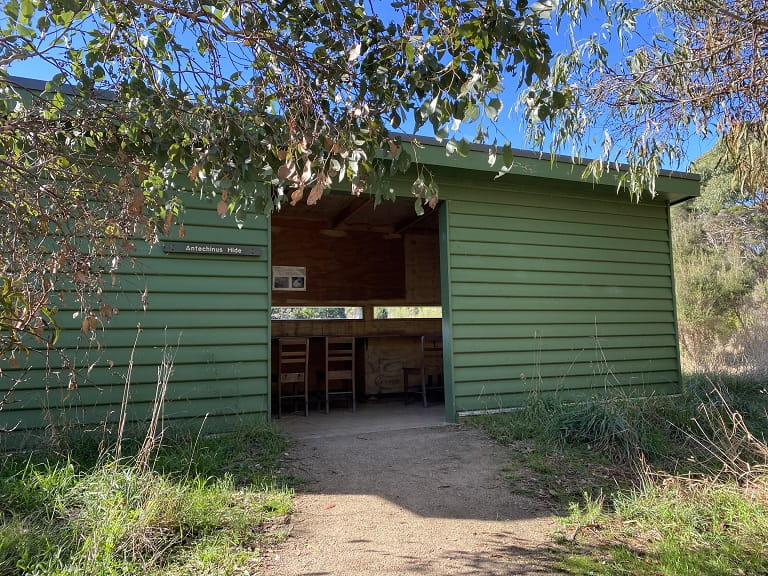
left=396, top=134, right=700, bottom=203
left=398, top=134, right=700, bottom=182
left=4, top=74, right=116, bottom=100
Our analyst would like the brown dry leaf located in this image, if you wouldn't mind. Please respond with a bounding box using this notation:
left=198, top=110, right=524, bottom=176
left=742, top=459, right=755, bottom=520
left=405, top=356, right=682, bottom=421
left=188, top=165, right=200, bottom=181
left=163, top=211, right=173, bottom=235
left=308, top=180, right=324, bottom=205
left=290, top=186, right=305, bottom=205
left=99, top=304, right=112, bottom=321
left=108, top=360, right=115, bottom=368
left=323, top=136, right=340, bottom=154
left=179, top=223, right=186, bottom=238
left=277, top=163, right=294, bottom=180
left=128, top=189, right=144, bottom=216
left=221, top=190, right=228, bottom=202
left=217, top=199, right=228, bottom=217
left=81, top=316, right=98, bottom=333
left=8, top=355, right=19, bottom=369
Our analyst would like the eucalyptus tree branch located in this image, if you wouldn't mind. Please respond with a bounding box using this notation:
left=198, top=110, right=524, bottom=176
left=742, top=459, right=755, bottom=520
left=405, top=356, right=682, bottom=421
left=695, top=0, right=768, bottom=30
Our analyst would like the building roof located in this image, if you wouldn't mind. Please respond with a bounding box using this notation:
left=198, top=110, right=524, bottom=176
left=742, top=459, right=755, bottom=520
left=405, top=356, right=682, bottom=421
left=400, top=136, right=699, bottom=206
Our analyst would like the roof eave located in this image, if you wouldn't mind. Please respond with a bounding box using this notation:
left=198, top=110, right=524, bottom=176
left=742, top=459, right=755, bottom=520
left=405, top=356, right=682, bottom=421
left=400, top=135, right=700, bottom=203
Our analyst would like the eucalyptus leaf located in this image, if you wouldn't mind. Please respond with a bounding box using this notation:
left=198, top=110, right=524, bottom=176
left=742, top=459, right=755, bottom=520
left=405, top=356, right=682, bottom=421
left=395, top=149, right=412, bottom=172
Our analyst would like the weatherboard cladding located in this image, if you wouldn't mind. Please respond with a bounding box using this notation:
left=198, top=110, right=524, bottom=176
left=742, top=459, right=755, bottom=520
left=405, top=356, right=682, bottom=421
left=3, top=172, right=688, bottom=433
left=4, top=202, right=270, bottom=434
left=439, top=183, right=680, bottom=413
left=3, top=76, right=696, bottom=431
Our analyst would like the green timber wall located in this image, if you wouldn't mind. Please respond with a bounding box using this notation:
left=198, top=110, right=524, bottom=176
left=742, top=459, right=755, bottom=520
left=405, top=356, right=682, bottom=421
left=439, top=177, right=681, bottom=414
left=2, top=199, right=271, bottom=439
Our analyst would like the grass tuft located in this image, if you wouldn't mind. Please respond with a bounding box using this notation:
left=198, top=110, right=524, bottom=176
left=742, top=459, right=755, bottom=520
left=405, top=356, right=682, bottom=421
left=0, top=425, right=292, bottom=576
left=561, top=477, right=768, bottom=576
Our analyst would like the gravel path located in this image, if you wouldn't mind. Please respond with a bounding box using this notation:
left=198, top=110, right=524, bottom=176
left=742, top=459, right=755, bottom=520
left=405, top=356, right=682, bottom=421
left=264, top=423, right=562, bottom=576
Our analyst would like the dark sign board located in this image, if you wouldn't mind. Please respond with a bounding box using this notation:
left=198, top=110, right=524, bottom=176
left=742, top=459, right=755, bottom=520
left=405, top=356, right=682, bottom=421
left=162, top=242, right=262, bottom=257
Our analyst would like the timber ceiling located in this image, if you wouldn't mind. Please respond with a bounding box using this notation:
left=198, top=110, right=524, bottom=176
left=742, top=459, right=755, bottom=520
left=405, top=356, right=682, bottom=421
left=270, top=193, right=438, bottom=235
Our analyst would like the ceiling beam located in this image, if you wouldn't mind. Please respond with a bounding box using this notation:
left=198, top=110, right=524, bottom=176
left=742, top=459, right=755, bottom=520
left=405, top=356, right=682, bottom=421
left=394, top=206, right=439, bottom=235
left=330, top=197, right=373, bottom=229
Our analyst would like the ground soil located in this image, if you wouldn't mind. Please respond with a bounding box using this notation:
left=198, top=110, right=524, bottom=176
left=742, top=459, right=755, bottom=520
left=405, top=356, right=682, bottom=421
left=263, top=422, right=564, bottom=576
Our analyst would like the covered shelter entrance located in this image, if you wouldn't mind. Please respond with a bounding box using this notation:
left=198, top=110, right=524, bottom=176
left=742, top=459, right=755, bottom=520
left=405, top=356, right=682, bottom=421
left=269, top=193, right=447, bottom=423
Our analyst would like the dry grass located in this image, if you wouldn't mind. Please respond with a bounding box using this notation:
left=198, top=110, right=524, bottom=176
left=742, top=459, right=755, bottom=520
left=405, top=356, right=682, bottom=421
left=681, top=303, right=768, bottom=378
left=686, top=384, right=768, bottom=483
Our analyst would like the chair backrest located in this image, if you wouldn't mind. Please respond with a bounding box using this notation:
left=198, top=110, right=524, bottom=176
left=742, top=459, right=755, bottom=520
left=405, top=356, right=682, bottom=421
left=278, top=337, right=309, bottom=383
left=326, top=337, right=355, bottom=380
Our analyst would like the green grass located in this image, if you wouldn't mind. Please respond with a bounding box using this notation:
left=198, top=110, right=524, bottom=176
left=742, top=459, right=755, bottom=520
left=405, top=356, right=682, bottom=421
left=467, top=389, right=694, bottom=506
left=469, top=375, right=768, bottom=576
left=470, top=390, right=700, bottom=464
left=0, top=426, right=292, bottom=576
left=560, top=480, right=768, bottom=576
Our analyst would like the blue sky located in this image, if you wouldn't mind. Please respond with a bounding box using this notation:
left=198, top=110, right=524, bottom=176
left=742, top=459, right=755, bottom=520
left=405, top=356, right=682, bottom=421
left=6, top=2, right=712, bottom=169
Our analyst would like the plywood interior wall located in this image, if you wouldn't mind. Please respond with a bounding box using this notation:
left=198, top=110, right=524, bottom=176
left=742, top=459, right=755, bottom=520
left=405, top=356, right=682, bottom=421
left=364, top=336, right=422, bottom=395
left=271, top=224, right=440, bottom=306
left=404, top=233, right=441, bottom=304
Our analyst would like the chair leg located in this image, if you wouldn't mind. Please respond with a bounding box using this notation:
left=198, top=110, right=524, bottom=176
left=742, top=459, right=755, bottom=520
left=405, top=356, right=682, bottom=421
left=421, top=368, right=428, bottom=408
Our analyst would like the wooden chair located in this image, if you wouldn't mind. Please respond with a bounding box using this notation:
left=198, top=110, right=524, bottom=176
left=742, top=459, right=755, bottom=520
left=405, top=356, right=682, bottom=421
left=325, top=337, right=356, bottom=413
left=403, top=334, right=443, bottom=407
left=277, top=337, right=309, bottom=417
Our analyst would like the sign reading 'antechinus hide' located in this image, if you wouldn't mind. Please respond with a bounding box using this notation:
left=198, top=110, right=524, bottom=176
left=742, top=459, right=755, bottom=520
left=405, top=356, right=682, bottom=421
left=162, top=242, right=262, bottom=257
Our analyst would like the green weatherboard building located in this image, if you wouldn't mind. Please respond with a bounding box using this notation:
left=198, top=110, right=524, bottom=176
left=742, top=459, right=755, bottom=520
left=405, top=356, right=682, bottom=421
left=2, top=123, right=699, bottom=437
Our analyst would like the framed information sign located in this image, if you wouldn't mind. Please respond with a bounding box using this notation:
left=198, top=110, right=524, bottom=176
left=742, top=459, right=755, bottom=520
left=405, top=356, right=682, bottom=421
left=272, top=266, right=306, bottom=291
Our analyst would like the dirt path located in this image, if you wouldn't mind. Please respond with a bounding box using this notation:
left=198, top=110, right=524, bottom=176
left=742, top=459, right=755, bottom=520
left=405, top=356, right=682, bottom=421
left=264, top=423, right=562, bottom=576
